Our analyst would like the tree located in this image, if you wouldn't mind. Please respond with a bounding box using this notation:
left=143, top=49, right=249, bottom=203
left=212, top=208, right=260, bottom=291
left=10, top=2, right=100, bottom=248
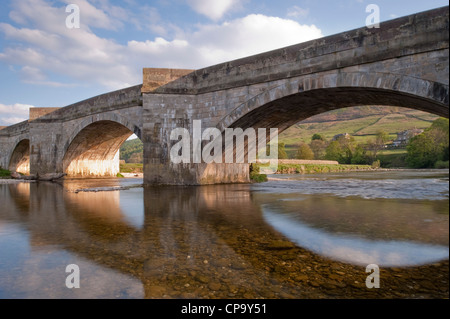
left=311, top=133, right=325, bottom=141
left=325, top=136, right=355, bottom=164
left=406, top=118, right=449, bottom=168
left=430, top=117, right=450, bottom=134
left=367, top=130, right=390, bottom=161
left=325, top=140, right=345, bottom=163
left=128, top=152, right=143, bottom=163
left=406, top=133, right=439, bottom=168
left=309, top=139, right=327, bottom=160
left=295, top=143, right=314, bottom=160
left=120, top=138, right=144, bottom=163
left=351, top=145, right=369, bottom=164
left=278, top=142, right=288, bottom=159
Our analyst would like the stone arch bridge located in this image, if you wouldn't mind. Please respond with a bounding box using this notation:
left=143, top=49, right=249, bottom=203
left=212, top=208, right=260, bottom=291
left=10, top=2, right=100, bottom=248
left=0, top=6, right=448, bottom=185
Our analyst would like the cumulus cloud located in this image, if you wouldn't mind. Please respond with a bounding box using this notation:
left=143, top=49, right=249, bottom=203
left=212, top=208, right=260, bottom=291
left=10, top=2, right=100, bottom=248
left=126, top=14, right=322, bottom=69
left=0, top=0, right=323, bottom=125
left=1, top=1, right=322, bottom=87
left=187, top=14, right=322, bottom=65
left=0, top=103, right=35, bottom=125
left=0, top=0, right=137, bottom=88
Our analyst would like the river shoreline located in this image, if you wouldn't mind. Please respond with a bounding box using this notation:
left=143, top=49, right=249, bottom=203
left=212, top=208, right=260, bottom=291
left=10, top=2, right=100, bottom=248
left=1, top=168, right=448, bottom=184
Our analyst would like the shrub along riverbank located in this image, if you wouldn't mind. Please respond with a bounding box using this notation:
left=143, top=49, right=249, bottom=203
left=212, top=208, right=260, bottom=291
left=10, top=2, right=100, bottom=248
left=0, top=167, right=11, bottom=179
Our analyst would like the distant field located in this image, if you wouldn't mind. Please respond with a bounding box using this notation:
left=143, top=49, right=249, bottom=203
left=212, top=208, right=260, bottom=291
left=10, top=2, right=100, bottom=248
left=279, top=107, right=438, bottom=150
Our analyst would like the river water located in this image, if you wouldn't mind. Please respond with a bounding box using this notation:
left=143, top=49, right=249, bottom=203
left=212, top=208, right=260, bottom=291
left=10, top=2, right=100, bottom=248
left=0, top=170, right=448, bottom=299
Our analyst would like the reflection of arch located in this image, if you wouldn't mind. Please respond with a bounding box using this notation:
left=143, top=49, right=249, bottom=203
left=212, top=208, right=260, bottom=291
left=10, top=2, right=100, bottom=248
left=8, top=139, right=30, bottom=174
left=217, top=72, right=449, bottom=132
left=63, top=118, right=141, bottom=177
left=8, top=182, right=30, bottom=214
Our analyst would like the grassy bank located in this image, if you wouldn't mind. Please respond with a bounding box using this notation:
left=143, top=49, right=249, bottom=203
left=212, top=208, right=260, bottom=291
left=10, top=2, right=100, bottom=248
left=120, top=163, right=143, bottom=174
left=253, top=163, right=373, bottom=175
left=0, top=167, right=11, bottom=179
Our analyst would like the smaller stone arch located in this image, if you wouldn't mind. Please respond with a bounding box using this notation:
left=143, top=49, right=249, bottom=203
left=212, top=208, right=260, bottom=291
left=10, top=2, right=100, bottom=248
left=63, top=118, right=140, bottom=177
left=64, top=112, right=142, bottom=153
left=8, top=139, right=30, bottom=175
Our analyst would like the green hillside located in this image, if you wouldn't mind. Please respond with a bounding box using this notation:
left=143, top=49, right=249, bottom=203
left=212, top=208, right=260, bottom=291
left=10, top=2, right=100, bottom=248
left=120, top=138, right=143, bottom=163
left=279, top=106, right=438, bottom=157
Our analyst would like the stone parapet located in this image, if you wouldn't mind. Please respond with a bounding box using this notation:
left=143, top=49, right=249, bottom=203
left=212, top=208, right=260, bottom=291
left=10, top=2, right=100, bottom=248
left=29, top=108, right=60, bottom=121
left=142, top=68, right=194, bottom=93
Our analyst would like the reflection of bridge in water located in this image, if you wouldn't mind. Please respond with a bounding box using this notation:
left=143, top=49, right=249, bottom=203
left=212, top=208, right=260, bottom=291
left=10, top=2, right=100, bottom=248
left=1, top=181, right=448, bottom=298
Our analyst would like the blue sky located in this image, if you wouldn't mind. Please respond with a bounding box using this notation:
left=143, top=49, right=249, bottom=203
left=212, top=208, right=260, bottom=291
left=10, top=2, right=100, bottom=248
left=0, top=0, right=448, bottom=125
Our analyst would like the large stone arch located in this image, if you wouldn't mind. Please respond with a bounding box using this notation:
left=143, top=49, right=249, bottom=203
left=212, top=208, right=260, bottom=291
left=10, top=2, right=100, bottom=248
left=216, top=71, right=449, bottom=133
left=195, top=71, right=449, bottom=183
left=8, top=138, right=30, bottom=175
left=63, top=113, right=142, bottom=177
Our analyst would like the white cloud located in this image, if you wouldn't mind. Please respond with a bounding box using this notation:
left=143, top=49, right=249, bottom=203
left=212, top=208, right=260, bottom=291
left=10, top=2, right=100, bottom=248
left=127, top=14, right=323, bottom=69
left=0, top=0, right=323, bottom=95
left=19, top=66, right=77, bottom=87
left=20, top=66, right=47, bottom=82
left=189, top=14, right=322, bottom=65
left=187, top=0, right=241, bottom=21
left=287, top=6, right=309, bottom=19
left=0, top=0, right=137, bottom=89
left=0, top=103, right=35, bottom=125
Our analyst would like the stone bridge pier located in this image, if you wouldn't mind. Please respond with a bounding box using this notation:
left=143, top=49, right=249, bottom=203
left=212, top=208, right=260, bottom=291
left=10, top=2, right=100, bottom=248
left=141, top=69, right=252, bottom=185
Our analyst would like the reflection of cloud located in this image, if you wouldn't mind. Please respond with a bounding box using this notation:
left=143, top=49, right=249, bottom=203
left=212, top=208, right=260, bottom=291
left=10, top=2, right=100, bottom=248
left=0, top=249, right=144, bottom=298
left=263, top=208, right=449, bottom=267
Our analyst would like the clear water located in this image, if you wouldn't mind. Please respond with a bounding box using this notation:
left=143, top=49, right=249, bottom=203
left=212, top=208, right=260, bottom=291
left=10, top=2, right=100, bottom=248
left=0, top=170, right=448, bottom=299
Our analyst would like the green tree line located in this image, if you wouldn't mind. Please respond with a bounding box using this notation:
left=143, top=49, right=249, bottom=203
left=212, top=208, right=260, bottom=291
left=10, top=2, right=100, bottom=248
left=279, top=131, right=388, bottom=167
left=282, top=117, right=449, bottom=169
left=120, top=138, right=143, bottom=163
left=120, top=118, right=449, bottom=169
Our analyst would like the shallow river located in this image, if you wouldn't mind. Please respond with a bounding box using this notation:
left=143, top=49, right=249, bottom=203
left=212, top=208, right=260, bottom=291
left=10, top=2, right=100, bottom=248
left=0, top=170, right=448, bottom=299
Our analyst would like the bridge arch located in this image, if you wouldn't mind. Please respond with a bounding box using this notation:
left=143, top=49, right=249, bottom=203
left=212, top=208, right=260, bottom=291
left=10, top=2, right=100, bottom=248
left=8, top=138, right=30, bottom=175
left=217, top=72, right=449, bottom=133
left=63, top=114, right=142, bottom=177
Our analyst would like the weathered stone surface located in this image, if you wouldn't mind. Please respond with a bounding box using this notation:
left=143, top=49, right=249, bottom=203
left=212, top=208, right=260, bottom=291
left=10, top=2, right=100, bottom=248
left=0, top=7, right=448, bottom=185
left=29, top=108, right=60, bottom=121
left=142, top=68, right=194, bottom=93
left=8, top=139, right=30, bottom=174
